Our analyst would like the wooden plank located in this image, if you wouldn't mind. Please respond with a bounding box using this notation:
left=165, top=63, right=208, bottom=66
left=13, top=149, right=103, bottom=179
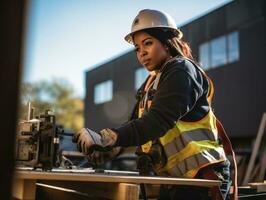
left=14, top=170, right=220, bottom=188
left=115, top=183, right=139, bottom=200
left=0, top=1, right=25, bottom=199
left=258, top=139, right=266, bottom=181
left=36, top=181, right=139, bottom=200
left=145, top=184, right=160, bottom=198
left=249, top=183, right=266, bottom=192
left=12, top=179, right=36, bottom=200
left=243, top=113, right=266, bottom=185
left=13, top=170, right=221, bottom=199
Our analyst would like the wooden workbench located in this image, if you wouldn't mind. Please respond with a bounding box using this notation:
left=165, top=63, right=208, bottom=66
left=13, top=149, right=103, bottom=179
left=13, top=170, right=221, bottom=200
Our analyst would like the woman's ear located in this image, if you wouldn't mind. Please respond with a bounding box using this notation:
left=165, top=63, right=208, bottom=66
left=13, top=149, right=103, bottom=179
left=164, top=44, right=171, bottom=56
left=164, top=44, right=169, bottom=50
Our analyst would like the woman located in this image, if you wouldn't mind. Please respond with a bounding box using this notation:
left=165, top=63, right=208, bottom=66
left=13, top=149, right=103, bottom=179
left=74, top=9, right=237, bottom=200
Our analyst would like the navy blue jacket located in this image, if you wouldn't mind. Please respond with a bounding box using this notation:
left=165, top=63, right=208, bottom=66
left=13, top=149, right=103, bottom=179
left=114, top=57, right=210, bottom=147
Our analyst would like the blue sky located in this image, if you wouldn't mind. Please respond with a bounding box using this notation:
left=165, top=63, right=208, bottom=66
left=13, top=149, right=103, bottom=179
left=22, top=0, right=232, bottom=98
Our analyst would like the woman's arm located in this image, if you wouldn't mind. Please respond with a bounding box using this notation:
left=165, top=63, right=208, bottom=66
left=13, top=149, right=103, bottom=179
left=114, top=62, right=204, bottom=147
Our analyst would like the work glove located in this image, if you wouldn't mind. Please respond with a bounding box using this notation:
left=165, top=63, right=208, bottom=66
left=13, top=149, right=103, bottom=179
left=73, top=128, right=104, bottom=155
left=87, top=128, right=120, bottom=165
left=88, top=146, right=122, bottom=165
left=73, top=128, right=118, bottom=155
left=99, top=128, right=118, bottom=147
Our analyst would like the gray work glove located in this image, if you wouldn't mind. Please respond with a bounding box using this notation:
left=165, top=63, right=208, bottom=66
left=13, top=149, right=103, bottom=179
left=73, top=128, right=103, bottom=155
left=99, top=128, right=118, bottom=147
left=88, top=146, right=122, bottom=165
left=87, top=128, right=120, bottom=165
left=73, top=128, right=118, bottom=155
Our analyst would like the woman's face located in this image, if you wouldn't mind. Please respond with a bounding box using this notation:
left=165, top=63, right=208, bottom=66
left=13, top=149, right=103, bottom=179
left=133, top=31, right=171, bottom=72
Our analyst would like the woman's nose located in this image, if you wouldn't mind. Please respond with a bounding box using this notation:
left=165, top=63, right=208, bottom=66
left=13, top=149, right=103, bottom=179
left=139, top=48, right=147, bottom=57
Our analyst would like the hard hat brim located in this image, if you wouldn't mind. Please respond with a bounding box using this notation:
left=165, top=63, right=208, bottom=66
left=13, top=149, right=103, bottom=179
left=124, top=27, right=183, bottom=44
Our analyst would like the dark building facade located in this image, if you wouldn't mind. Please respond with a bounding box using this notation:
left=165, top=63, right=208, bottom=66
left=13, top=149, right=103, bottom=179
left=85, top=50, right=141, bottom=131
left=85, top=0, right=266, bottom=143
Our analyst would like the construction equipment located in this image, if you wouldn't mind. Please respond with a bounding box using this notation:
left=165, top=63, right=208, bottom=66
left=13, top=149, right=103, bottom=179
left=237, top=113, right=266, bottom=199
left=242, top=113, right=266, bottom=185
left=15, top=103, right=63, bottom=170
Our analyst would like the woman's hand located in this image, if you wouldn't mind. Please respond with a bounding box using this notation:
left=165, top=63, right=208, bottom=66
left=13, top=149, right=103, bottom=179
left=88, top=128, right=119, bottom=165
left=73, top=128, right=102, bottom=154
left=73, top=128, right=119, bottom=164
left=99, top=128, right=118, bottom=147
left=88, top=147, right=122, bottom=165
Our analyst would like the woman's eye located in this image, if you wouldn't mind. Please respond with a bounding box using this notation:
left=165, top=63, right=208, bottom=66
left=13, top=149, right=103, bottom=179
left=145, top=41, right=152, bottom=46
left=134, top=47, right=139, bottom=52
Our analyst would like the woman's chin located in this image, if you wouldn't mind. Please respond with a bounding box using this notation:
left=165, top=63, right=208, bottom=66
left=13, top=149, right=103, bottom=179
left=145, top=65, right=155, bottom=71
left=145, top=64, right=162, bottom=72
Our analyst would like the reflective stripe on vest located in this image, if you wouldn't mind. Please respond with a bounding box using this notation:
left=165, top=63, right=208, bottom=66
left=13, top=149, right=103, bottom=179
left=138, top=57, right=226, bottom=178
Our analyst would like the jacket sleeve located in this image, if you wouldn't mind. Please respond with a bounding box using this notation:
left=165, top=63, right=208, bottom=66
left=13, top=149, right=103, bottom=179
left=114, top=64, right=204, bottom=147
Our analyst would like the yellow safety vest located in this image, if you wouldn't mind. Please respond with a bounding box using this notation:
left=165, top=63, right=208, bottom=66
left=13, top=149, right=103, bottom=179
left=138, top=58, right=226, bottom=178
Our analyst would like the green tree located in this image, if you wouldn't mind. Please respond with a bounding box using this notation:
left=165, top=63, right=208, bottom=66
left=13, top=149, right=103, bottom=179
left=19, top=79, right=84, bottom=131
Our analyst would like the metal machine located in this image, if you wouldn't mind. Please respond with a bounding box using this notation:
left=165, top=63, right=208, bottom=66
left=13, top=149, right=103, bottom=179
left=14, top=103, right=137, bottom=172
left=15, top=103, right=63, bottom=170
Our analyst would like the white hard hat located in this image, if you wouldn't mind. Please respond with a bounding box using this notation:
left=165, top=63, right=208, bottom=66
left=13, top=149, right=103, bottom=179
left=125, top=9, right=183, bottom=44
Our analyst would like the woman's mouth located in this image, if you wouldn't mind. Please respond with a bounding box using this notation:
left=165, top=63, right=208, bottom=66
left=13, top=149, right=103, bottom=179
left=142, top=59, right=151, bottom=65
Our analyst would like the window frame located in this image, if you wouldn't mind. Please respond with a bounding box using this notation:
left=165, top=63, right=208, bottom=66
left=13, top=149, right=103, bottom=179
left=93, top=80, right=113, bottom=105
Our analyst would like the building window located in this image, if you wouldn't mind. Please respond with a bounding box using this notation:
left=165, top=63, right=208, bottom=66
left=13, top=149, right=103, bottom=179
left=228, top=31, right=239, bottom=63
left=135, top=67, right=149, bottom=90
left=199, top=42, right=210, bottom=70
left=210, top=35, right=227, bottom=68
left=94, top=80, right=113, bottom=104
left=199, top=31, right=239, bottom=70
